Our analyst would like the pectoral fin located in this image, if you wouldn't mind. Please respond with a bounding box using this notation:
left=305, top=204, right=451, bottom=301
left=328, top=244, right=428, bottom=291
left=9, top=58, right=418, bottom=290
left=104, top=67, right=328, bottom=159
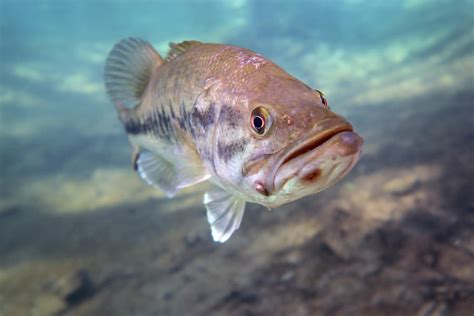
left=204, top=188, right=246, bottom=242
left=137, top=151, right=210, bottom=198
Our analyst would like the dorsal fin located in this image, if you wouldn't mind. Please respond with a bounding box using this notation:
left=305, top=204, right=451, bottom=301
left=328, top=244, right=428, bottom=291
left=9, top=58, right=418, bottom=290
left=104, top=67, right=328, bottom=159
left=166, top=40, right=202, bottom=62
left=104, top=38, right=163, bottom=109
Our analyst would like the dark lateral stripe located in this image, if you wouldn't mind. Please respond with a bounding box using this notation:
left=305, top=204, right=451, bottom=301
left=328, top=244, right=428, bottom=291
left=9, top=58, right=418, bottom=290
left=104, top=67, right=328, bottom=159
left=177, top=102, right=194, bottom=133
left=168, top=102, right=176, bottom=119
left=219, top=104, right=241, bottom=128
left=217, top=138, right=248, bottom=162
left=124, top=118, right=142, bottom=134
left=191, top=102, right=216, bottom=131
left=124, top=105, right=176, bottom=143
left=124, top=102, right=197, bottom=143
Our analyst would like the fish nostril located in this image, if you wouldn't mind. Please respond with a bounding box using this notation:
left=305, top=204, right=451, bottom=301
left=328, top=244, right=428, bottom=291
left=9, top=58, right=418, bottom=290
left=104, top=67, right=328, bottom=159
left=302, top=168, right=321, bottom=183
left=254, top=181, right=269, bottom=196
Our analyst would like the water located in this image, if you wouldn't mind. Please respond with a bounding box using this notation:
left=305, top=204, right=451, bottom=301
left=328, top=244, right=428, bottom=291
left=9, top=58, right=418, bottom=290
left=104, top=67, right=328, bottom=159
left=1, top=0, right=473, bottom=315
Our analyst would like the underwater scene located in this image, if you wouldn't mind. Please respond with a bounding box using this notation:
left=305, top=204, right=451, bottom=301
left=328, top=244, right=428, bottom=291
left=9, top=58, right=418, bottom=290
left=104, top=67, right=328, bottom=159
left=1, top=0, right=473, bottom=315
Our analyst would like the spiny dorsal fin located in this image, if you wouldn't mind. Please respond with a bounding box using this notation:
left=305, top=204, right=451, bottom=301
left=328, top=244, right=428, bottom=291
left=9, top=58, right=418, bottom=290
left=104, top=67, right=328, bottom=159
left=166, top=40, right=202, bottom=62
left=104, top=38, right=163, bottom=109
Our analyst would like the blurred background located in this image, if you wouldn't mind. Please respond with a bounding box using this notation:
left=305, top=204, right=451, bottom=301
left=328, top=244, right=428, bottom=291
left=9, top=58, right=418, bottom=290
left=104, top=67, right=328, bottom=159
left=1, top=0, right=473, bottom=315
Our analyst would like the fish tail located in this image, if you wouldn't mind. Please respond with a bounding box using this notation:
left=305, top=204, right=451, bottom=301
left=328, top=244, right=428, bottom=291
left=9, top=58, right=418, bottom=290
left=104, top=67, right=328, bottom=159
left=104, top=37, right=164, bottom=123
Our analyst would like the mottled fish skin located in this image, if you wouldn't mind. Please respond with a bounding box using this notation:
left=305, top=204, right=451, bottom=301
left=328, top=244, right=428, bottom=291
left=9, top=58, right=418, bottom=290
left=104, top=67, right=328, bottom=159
left=125, top=44, right=293, bottom=189
left=105, top=38, right=363, bottom=242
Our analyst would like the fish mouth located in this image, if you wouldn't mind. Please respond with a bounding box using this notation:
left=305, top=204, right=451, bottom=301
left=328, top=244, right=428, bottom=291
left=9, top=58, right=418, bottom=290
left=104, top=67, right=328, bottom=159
left=266, top=118, right=355, bottom=194
left=280, top=124, right=354, bottom=166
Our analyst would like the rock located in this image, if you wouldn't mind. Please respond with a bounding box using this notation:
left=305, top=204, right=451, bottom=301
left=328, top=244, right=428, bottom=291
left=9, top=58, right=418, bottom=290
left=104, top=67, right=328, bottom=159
left=383, top=177, right=421, bottom=196
left=223, top=290, right=259, bottom=304
left=31, top=294, right=66, bottom=316
left=45, top=271, right=84, bottom=299
left=437, top=247, right=474, bottom=282
left=184, top=232, right=202, bottom=248
left=280, top=270, right=295, bottom=283
left=64, top=270, right=96, bottom=306
left=45, top=270, right=96, bottom=307
left=417, top=301, right=448, bottom=316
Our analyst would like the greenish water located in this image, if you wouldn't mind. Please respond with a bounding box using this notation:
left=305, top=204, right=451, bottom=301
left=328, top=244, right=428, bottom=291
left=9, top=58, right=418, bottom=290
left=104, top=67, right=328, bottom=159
left=1, top=1, right=473, bottom=315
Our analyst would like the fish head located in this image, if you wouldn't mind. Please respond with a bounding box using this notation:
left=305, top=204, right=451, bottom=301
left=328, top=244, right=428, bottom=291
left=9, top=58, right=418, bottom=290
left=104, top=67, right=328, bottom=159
left=214, top=79, right=363, bottom=208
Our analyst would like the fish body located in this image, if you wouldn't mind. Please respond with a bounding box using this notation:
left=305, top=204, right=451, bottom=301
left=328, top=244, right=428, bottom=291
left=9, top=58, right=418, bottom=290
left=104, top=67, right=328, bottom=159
left=104, top=38, right=363, bottom=242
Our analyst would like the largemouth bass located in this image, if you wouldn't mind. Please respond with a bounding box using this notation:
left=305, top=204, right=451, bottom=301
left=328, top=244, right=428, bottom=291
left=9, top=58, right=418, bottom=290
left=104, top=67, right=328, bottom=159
left=104, top=38, right=363, bottom=242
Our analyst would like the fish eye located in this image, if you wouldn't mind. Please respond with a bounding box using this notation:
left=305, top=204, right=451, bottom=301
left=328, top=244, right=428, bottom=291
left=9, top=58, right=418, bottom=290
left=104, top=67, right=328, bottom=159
left=250, top=106, right=272, bottom=136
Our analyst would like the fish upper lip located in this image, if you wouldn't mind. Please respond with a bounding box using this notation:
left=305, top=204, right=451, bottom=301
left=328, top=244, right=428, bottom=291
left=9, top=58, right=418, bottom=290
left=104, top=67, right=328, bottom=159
left=266, top=119, right=354, bottom=194
left=280, top=124, right=353, bottom=166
